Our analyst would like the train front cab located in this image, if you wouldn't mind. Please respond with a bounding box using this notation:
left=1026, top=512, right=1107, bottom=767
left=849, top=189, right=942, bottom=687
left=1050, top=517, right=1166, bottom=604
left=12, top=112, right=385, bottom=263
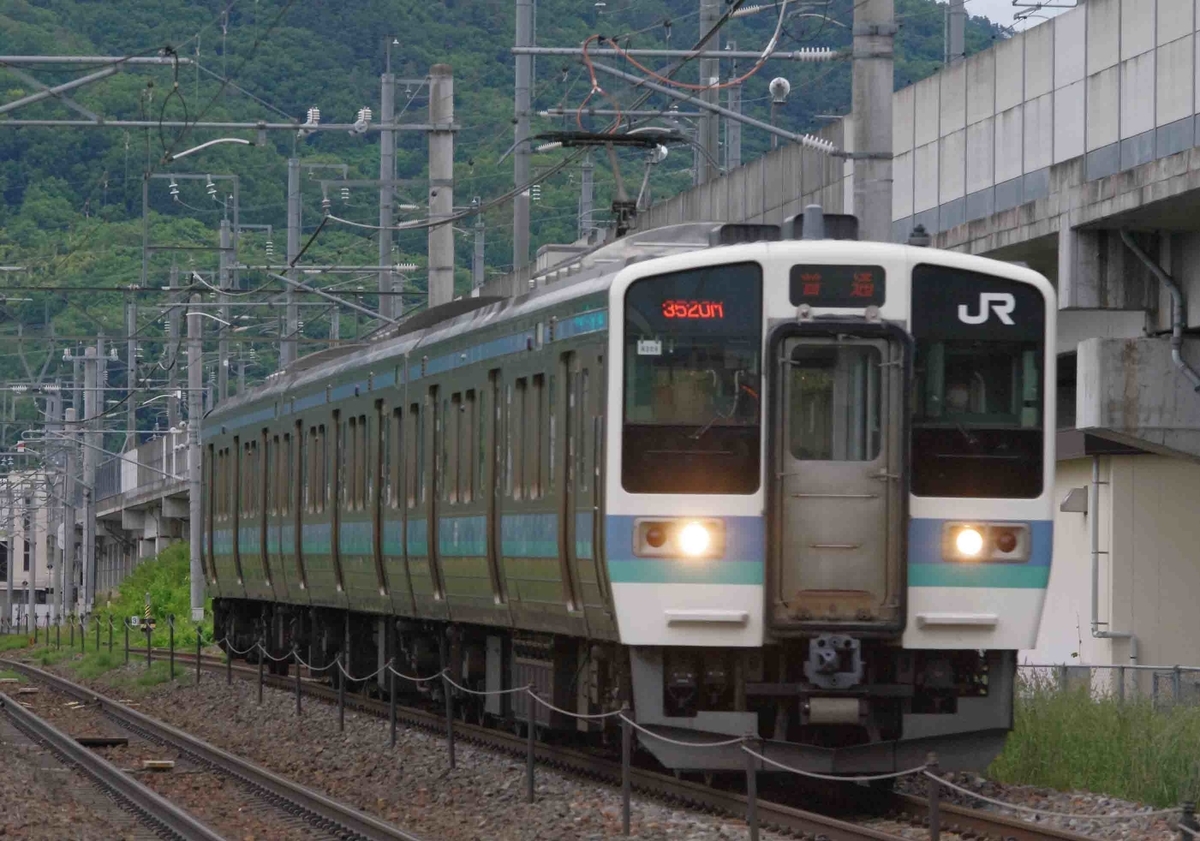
left=607, top=241, right=1055, bottom=774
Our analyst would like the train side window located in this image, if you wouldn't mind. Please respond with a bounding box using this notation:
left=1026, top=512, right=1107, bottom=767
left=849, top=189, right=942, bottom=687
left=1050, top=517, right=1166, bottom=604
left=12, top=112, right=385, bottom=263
left=512, top=379, right=526, bottom=500
left=360, top=414, right=370, bottom=508
left=319, top=424, right=328, bottom=513
left=548, top=372, right=557, bottom=493
left=268, top=436, right=278, bottom=516
left=448, top=393, right=461, bottom=504
left=391, top=407, right=403, bottom=510
left=529, top=374, right=545, bottom=499
left=430, top=391, right=441, bottom=505
left=280, top=433, right=291, bottom=516
left=580, top=368, right=590, bottom=492
left=409, top=402, right=424, bottom=508
left=464, top=389, right=476, bottom=503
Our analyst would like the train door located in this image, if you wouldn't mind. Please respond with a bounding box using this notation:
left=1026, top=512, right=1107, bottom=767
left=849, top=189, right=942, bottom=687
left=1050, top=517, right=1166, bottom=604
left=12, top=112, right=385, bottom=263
left=556, top=353, right=582, bottom=618
left=484, top=369, right=508, bottom=609
left=260, top=430, right=274, bottom=596
left=771, top=333, right=905, bottom=632
left=232, top=436, right=246, bottom=586
left=372, top=399, right=390, bottom=598
left=426, top=387, right=447, bottom=604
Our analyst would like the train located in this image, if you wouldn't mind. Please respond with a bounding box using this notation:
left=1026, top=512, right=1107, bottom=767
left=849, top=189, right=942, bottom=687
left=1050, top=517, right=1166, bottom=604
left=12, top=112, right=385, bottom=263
left=205, top=211, right=1055, bottom=774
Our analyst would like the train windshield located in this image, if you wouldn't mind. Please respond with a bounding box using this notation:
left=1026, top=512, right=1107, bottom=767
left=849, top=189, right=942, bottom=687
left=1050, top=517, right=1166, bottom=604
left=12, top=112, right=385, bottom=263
left=622, top=262, right=763, bottom=494
left=910, top=264, right=1045, bottom=498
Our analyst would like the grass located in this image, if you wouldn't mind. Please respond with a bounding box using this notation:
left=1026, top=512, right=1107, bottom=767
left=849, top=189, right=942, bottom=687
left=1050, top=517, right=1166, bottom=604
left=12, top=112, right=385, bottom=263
left=71, top=650, right=126, bottom=681
left=93, top=541, right=213, bottom=650
left=990, top=672, right=1200, bottom=807
left=0, top=634, right=34, bottom=653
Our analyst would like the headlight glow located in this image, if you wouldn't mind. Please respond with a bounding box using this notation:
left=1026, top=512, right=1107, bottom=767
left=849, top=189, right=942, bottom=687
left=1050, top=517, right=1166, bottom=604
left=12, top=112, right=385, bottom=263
left=678, top=522, right=712, bottom=557
left=954, top=527, right=984, bottom=557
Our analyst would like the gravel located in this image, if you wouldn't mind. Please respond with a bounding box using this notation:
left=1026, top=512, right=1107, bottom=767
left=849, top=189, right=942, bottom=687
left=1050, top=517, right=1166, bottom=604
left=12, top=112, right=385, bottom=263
left=0, top=691, right=151, bottom=839
left=897, top=772, right=1179, bottom=841
left=28, top=660, right=797, bottom=841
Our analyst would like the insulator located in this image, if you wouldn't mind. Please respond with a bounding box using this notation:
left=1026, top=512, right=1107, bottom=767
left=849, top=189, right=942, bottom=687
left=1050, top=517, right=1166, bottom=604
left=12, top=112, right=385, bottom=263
left=340, top=186, right=350, bottom=202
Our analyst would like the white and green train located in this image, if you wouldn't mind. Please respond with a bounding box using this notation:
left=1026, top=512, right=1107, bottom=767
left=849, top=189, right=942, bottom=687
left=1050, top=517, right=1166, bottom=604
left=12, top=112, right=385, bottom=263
left=206, top=216, right=1055, bottom=773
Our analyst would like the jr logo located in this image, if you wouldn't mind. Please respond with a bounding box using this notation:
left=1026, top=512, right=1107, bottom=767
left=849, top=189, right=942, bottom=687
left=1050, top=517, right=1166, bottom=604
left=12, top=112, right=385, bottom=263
left=957, top=292, right=1016, bottom=325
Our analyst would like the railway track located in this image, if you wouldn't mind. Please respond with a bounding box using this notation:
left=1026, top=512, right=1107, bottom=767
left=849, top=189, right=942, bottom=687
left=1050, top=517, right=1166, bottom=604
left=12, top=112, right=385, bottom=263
left=0, top=687, right=224, bottom=840
left=124, top=647, right=1101, bottom=841
left=0, top=659, right=425, bottom=841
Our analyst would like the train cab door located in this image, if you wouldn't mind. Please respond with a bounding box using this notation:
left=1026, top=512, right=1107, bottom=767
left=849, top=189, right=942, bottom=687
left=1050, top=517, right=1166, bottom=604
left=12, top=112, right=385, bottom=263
left=770, top=331, right=906, bottom=633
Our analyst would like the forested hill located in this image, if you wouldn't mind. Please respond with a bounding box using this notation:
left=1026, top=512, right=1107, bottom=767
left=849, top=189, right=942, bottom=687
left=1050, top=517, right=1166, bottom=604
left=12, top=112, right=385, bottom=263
left=0, top=0, right=1003, bottom=445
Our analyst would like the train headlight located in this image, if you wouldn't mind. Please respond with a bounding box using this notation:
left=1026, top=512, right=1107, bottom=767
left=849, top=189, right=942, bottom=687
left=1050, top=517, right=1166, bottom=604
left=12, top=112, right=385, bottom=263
left=633, top=518, right=725, bottom=559
left=954, top=527, right=984, bottom=557
left=942, top=522, right=1032, bottom=562
left=678, top=522, right=712, bottom=557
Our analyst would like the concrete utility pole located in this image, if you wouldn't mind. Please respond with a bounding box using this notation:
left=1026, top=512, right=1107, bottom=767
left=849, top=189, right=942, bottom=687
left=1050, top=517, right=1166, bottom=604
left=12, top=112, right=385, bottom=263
left=63, top=407, right=76, bottom=617
left=945, top=0, right=965, bottom=66
left=473, top=201, right=485, bottom=292
left=187, top=295, right=204, bottom=620
left=379, top=71, right=396, bottom=321
left=513, top=0, right=533, bottom=271
left=125, top=296, right=136, bottom=452
left=579, top=152, right=594, bottom=241
left=218, top=217, right=231, bottom=403
left=4, top=472, right=12, bottom=624
left=697, top=0, right=721, bottom=185
left=725, top=43, right=742, bottom=172
left=82, top=346, right=97, bottom=614
left=283, top=157, right=301, bottom=367
left=167, top=265, right=180, bottom=430
left=852, top=0, right=895, bottom=243
left=428, top=64, right=455, bottom=308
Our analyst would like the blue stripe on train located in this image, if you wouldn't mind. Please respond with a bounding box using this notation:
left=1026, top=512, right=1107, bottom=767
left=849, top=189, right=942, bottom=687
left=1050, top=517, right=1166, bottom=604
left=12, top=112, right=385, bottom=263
left=908, top=518, right=1052, bottom=589
left=604, top=515, right=765, bottom=585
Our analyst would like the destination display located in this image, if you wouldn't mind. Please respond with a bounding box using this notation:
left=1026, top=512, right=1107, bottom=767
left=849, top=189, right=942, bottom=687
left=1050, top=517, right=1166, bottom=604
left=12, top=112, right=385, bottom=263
left=661, top=299, right=726, bottom=319
left=789, top=264, right=886, bottom=307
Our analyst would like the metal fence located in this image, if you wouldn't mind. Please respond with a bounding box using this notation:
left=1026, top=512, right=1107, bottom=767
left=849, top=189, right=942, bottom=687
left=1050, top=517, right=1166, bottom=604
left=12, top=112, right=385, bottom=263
left=1019, top=663, right=1200, bottom=706
left=95, top=431, right=188, bottom=503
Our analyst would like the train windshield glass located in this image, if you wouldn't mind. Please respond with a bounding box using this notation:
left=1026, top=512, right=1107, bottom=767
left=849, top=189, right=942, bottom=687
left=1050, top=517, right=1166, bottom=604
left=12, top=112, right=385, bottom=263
left=622, top=262, right=763, bottom=494
left=910, top=264, right=1045, bottom=498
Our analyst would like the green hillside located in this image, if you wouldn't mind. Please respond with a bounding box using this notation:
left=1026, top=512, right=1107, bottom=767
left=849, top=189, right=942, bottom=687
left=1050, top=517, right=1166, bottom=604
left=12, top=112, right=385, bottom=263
left=0, top=0, right=1003, bottom=451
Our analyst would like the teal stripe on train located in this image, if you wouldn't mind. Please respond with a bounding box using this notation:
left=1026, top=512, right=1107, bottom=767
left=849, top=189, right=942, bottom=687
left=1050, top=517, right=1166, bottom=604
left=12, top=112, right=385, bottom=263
left=439, top=515, right=487, bottom=556
left=501, top=512, right=558, bottom=558
left=339, top=520, right=372, bottom=555
left=908, top=564, right=1050, bottom=588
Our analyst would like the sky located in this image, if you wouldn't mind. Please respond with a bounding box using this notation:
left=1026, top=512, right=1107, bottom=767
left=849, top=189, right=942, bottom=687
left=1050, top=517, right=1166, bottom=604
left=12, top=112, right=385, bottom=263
left=963, top=0, right=1072, bottom=31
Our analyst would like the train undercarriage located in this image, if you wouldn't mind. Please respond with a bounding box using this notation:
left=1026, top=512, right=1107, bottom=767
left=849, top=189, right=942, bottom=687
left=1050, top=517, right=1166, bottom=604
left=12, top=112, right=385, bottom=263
left=214, top=597, right=1015, bottom=774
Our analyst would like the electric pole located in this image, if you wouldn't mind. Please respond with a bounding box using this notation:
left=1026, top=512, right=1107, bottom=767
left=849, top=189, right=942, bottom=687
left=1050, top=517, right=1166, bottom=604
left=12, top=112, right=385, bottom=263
left=428, top=64, right=455, bottom=308
left=513, top=0, right=533, bottom=270
left=125, top=295, right=137, bottom=451
left=579, top=152, right=594, bottom=241
left=945, top=0, right=965, bottom=66
left=852, top=0, right=895, bottom=243
left=283, top=157, right=301, bottom=367
left=63, top=407, right=76, bottom=617
left=725, top=42, right=742, bottom=171
left=379, top=71, right=396, bottom=321
left=218, top=217, right=231, bottom=403
left=473, top=199, right=485, bottom=292
left=167, top=265, right=181, bottom=429
left=82, top=346, right=97, bottom=614
left=697, top=0, right=721, bottom=185
left=188, top=294, right=204, bottom=620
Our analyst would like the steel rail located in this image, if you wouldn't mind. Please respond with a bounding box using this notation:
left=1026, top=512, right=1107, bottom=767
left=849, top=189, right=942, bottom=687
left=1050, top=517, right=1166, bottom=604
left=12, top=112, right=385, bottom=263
left=151, top=649, right=1106, bottom=841
left=1, top=660, right=425, bottom=841
left=0, top=691, right=225, bottom=841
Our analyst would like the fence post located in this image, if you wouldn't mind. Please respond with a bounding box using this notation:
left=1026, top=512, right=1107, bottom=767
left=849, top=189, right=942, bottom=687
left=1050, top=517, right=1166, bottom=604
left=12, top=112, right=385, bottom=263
left=123, top=620, right=128, bottom=663
left=927, top=753, right=941, bottom=841
left=95, top=615, right=99, bottom=652
left=1180, top=801, right=1196, bottom=841
left=1117, top=665, right=1125, bottom=703
left=196, top=627, right=202, bottom=686
left=444, top=673, right=456, bottom=769
left=293, top=643, right=302, bottom=716
left=389, top=664, right=397, bottom=748
left=145, top=622, right=151, bottom=669
left=69, top=616, right=74, bottom=648
left=745, top=740, right=759, bottom=841
left=337, top=654, right=346, bottom=732
left=33, top=614, right=38, bottom=644
left=108, top=616, right=113, bottom=654
left=525, top=692, right=536, bottom=803
left=257, top=641, right=264, bottom=705
left=1174, top=666, right=1184, bottom=704
left=225, top=638, right=232, bottom=686
left=621, top=707, right=632, bottom=836
left=79, top=619, right=84, bottom=652
left=168, top=615, right=175, bottom=681
left=55, top=620, right=60, bottom=650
